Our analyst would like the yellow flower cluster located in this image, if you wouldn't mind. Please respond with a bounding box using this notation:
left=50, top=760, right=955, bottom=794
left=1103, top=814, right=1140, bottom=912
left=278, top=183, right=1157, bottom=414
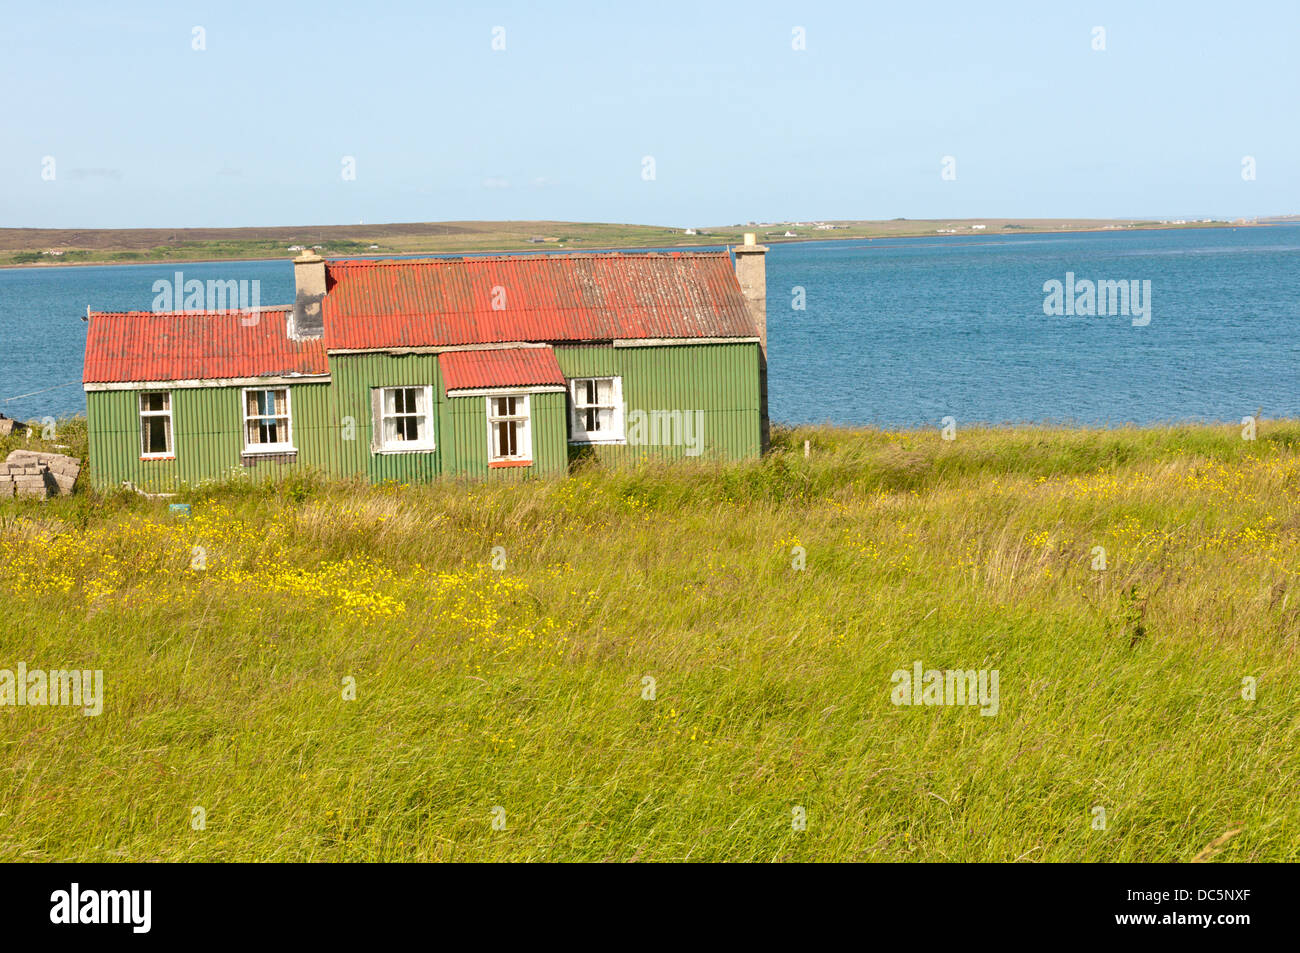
left=1, top=504, right=404, bottom=622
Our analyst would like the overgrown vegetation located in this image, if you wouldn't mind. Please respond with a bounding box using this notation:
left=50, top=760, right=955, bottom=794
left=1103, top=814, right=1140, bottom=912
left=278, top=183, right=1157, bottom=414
left=1, top=421, right=1296, bottom=861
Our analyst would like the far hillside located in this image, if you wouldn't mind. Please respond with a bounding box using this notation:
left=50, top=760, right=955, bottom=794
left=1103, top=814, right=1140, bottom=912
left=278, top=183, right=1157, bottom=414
left=0, top=217, right=1247, bottom=267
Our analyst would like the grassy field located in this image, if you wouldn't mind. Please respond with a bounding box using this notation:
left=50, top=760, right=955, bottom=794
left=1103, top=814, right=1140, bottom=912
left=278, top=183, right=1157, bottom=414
left=1, top=420, right=1297, bottom=862
left=0, top=217, right=1240, bottom=267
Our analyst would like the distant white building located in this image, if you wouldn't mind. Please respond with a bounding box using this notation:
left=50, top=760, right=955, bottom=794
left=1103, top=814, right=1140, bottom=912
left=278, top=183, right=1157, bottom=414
left=971, top=224, right=986, bottom=230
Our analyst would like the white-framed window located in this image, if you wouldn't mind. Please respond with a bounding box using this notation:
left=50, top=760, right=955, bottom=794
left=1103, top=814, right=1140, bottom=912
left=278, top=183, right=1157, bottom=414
left=373, top=386, right=436, bottom=452
left=486, top=394, right=531, bottom=464
left=242, top=388, right=293, bottom=453
left=139, top=391, right=173, bottom=458
left=568, top=377, right=624, bottom=443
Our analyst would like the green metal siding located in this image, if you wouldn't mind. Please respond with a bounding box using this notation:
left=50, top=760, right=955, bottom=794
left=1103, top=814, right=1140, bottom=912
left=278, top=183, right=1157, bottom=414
left=84, top=342, right=760, bottom=489
left=554, top=343, right=760, bottom=464
left=328, top=353, right=443, bottom=483
left=85, top=383, right=332, bottom=491
left=442, top=391, right=568, bottom=481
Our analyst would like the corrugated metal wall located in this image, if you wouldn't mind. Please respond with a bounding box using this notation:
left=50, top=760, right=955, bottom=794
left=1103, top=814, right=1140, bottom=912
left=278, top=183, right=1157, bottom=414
left=86, top=383, right=332, bottom=491
left=555, top=342, right=760, bottom=463
left=329, top=353, right=443, bottom=483
left=85, top=342, right=760, bottom=489
left=443, top=391, right=567, bottom=481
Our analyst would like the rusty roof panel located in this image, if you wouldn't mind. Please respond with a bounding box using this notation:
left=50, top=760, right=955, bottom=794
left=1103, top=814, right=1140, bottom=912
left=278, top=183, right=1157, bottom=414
left=83, top=310, right=328, bottom=383
left=438, top=347, right=565, bottom=392
left=322, top=252, right=755, bottom=349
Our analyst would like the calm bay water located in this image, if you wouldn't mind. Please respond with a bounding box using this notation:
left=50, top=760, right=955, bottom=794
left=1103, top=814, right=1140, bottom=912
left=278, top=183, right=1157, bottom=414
left=2, top=225, right=1297, bottom=427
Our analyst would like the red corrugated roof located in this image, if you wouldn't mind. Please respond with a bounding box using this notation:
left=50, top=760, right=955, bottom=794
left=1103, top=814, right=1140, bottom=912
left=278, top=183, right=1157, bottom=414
left=83, top=310, right=328, bottom=383
left=438, top=347, right=565, bottom=392
left=322, top=252, right=755, bottom=350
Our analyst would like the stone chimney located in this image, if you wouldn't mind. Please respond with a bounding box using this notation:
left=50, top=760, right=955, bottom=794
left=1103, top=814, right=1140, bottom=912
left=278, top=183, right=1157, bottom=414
left=290, top=251, right=327, bottom=340
left=733, top=233, right=770, bottom=452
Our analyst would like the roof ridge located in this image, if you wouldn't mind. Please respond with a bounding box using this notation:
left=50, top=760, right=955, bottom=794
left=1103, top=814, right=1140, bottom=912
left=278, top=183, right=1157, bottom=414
left=88, top=307, right=292, bottom=318
left=326, top=251, right=731, bottom=267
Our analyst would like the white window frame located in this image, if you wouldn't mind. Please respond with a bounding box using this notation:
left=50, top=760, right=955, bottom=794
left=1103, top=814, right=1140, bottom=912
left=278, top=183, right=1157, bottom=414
left=241, top=387, right=295, bottom=454
left=138, top=390, right=174, bottom=459
left=486, top=393, right=532, bottom=464
left=373, top=385, right=437, bottom=453
left=567, top=376, right=625, bottom=445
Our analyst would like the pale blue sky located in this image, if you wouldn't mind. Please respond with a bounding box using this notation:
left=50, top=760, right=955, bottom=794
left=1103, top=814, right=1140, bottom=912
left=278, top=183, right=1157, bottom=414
left=2, top=0, right=1296, bottom=228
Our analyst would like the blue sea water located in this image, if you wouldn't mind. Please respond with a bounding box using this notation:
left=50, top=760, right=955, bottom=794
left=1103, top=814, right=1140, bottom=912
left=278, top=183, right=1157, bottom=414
left=1, top=225, right=1297, bottom=427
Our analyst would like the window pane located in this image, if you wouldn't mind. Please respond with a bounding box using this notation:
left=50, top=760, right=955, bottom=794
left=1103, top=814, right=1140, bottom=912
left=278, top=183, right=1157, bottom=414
left=146, top=417, right=167, bottom=453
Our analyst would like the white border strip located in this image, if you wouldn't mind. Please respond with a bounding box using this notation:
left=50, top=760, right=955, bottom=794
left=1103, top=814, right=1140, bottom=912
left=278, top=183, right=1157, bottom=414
left=446, top=385, right=565, bottom=398
left=328, top=338, right=759, bottom=355
left=329, top=342, right=551, bottom=355
left=613, top=336, right=758, bottom=347
left=85, top=374, right=331, bottom=392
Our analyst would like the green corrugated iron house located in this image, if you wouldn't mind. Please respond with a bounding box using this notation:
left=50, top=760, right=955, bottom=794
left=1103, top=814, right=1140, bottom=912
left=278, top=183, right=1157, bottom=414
left=82, top=241, right=770, bottom=490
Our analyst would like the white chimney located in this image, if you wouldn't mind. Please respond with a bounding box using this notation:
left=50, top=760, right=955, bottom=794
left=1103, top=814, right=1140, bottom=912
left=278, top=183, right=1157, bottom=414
left=733, top=236, right=769, bottom=452
left=290, top=250, right=326, bottom=340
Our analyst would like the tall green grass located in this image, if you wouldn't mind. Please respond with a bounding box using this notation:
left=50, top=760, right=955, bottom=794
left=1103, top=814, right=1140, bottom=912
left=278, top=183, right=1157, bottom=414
left=1, top=421, right=1297, bottom=861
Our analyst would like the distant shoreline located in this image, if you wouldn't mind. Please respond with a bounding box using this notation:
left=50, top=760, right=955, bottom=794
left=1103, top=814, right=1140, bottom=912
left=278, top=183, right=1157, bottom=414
left=0, top=219, right=1275, bottom=271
